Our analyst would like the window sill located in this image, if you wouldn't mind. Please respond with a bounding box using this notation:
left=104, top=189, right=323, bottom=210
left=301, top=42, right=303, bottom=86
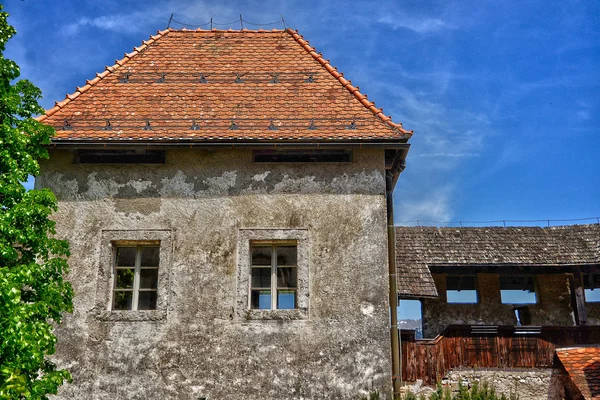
left=244, top=308, right=308, bottom=321
left=95, top=310, right=167, bottom=322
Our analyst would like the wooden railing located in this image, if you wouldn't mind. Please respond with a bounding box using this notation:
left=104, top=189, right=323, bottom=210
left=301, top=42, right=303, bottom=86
left=401, top=325, right=600, bottom=385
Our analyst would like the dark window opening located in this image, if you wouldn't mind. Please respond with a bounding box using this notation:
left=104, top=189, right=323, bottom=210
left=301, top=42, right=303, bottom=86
left=514, top=306, right=532, bottom=326
left=76, top=150, right=165, bottom=164
left=253, top=150, right=352, bottom=163
left=584, top=273, right=600, bottom=302
left=500, top=276, right=536, bottom=304
left=446, top=275, right=478, bottom=303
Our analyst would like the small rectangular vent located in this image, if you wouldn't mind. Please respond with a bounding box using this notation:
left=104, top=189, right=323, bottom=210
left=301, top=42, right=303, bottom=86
left=76, top=150, right=166, bottom=164
left=253, top=150, right=352, bottom=163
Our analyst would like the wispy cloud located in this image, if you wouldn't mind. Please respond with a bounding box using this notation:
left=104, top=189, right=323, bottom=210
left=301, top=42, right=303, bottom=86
left=394, top=185, right=454, bottom=224
left=417, top=153, right=480, bottom=158
left=377, top=15, right=453, bottom=34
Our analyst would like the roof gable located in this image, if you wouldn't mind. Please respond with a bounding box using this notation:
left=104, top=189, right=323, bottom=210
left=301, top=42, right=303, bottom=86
left=39, top=28, right=412, bottom=143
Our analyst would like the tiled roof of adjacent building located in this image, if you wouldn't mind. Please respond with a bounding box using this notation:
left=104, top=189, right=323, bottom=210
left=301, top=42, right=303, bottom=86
left=395, top=224, right=600, bottom=298
left=556, top=346, right=600, bottom=399
left=38, top=28, right=412, bottom=144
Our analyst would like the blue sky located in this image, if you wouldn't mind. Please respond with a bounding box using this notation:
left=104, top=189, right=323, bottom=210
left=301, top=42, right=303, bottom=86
left=5, top=0, right=599, bottom=226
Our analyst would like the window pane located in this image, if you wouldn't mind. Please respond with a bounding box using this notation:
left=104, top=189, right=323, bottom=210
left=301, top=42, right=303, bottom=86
left=140, top=268, right=158, bottom=289
left=138, top=291, right=157, bottom=310
left=276, top=246, right=297, bottom=266
left=116, top=247, right=136, bottom=267
left=251, top=246, right=272, bottom=266
left=251, top=267, right=271, bottom=288
left=113, top=291, right=133, bottom=310
left=140, top=247, right=160, bottom=267
left=277, top=267, right=297, bottom=288
left=115, top=268, right=135, bottom=289
left=251, top=290, right=271, bottom=309
left=277, top=289, right=296, bottom=309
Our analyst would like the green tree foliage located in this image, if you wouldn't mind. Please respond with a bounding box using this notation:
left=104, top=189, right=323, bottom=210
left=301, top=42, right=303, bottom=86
left=0, top=5, right=73, bottom=399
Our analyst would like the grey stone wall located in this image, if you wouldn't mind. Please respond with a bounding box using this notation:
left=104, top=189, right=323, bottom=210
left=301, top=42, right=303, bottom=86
left=422, top=273, right=575, bottom=338
left=39, top=148, right=393, bottom=399
left=404, top=368, right=575, bottom=400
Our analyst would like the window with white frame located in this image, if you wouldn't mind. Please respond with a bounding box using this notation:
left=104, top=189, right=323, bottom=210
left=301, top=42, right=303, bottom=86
left=112, top=244, right=160, bottom=311
left=236, top=228, right=308, bottom=320
left=250, top=241, right=297, bottom=310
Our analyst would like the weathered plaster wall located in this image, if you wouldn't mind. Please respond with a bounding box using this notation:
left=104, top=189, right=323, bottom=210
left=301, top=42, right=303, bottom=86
left=422, top=273, right=575, bottom=338
left=39, top=148, right=392, bottom=400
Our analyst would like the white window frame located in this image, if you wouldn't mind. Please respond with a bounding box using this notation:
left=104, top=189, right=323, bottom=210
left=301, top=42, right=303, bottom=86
left=249, top=241, right=298, bottom=310
left=236, top=228, right=309, bottom=320
left=112, top=244, right=159, bottom=311
left=96, top=229, right=172, bottom=322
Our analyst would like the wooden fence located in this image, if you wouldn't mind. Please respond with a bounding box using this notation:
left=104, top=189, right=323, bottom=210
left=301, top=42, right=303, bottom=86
left=401, top=325, right=600, bottom=385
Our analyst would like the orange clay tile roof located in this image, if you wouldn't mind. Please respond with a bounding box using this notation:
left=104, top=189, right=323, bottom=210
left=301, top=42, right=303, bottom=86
left=556, top=346, right=600, bottom=399
left=38, top=28, right=413, bottom=144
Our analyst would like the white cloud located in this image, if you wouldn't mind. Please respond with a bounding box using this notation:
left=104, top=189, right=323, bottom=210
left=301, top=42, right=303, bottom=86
left=377, top=15, right=453, bottom=34
left=394, top=185, right=454, bottom=224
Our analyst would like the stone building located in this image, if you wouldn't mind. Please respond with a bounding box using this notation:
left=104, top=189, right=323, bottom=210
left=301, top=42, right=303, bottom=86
left=37, top=28, right=412, bottom=399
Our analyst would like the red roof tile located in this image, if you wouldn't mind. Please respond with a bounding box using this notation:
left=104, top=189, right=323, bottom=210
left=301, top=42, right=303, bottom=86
left=556, top=346, right=600, bottom=399
left=38, top=28, right=412, bottom=144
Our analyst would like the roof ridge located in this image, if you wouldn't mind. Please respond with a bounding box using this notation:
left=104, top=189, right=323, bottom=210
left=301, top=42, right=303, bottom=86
left=176, top=28, right=286, bottom=33
left=36, top=28, right=172, bottom=122
left=285, top=28, right=413, bottom=137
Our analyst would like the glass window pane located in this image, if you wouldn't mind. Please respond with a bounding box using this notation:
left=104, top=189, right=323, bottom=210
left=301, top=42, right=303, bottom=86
left=138, top=291, right=157, bottom=310
left=251, top=290, right=271, bottom=309
left=140, top=247, right=160, bottom=267
left=251, top=246, right=272, bottom=266
left=277, top=267, right=297, bottom=288
left=251, top=267, right=271, bottom=288
left=140, top=268, right=158, bottom=289
left=276, top=246, right=297, bottom=266
left=113, top=291, right=133, bottom=310
left=277, top=289, right=296, bottom=309
left=115, top=268, right=135, bottom=289
left=116, top=247, right=136, bottom=267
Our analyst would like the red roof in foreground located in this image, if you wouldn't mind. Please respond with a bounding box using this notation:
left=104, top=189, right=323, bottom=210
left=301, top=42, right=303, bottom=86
left=38, top=28, right=412, bottom=143
left=556, top=346, right=600, bottom=399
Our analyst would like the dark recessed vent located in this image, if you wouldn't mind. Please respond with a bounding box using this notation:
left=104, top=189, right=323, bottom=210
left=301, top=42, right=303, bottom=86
left=76, top=149, right=166, bottom=164
left=253, top=150, right=352, bottom=163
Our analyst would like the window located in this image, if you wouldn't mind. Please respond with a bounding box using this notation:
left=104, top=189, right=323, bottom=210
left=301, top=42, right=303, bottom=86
left=76, top=149, right=165, bottom=164
left=250, top=242, right=297, bottom=310
left=584, top=273, right=600, bottom=302
left=500, top=276, right=536, bottom=304
left=446, top=275, right=478, bottom=303
left=112, top=245, right=160, bottom=310
left=253, top=150, right=352, bottom=163
left=236, top=229, right=309, bottom=320
left=97, top=230, right=171, bottom=321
